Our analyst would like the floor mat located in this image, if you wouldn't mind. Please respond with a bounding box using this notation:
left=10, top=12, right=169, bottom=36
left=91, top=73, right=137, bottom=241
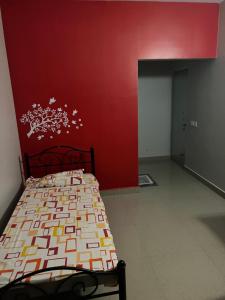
left=139, top=174, right=157, bottom=187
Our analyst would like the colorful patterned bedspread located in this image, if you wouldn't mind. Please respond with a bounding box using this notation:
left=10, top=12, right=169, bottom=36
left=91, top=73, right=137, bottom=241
left=0, top=174, right=118, bottom=286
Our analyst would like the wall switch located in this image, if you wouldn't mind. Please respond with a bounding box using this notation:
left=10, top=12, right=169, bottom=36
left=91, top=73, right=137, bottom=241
left=190, top=120, right=198, bottom=127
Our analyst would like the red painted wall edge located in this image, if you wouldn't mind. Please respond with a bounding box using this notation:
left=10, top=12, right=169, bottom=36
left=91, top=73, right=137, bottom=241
left=1, top=1, right=219, bottom=189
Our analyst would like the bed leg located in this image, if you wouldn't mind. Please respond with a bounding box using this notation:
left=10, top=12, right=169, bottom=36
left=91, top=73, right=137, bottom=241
left=117, top=260, right=126, bottom=300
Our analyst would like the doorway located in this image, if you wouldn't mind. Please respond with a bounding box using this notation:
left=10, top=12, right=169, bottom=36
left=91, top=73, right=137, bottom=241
left=138, top=61, right=172, bottom=160
left=138, top=60, right=209, bottom=183
left=138, top=60, right=173, bottom=184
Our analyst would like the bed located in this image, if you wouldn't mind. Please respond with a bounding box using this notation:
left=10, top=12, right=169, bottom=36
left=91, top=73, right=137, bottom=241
left=0, top=146, right=126, bottom=300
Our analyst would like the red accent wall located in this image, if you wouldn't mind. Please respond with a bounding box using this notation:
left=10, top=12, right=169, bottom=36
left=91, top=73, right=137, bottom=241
left=1, top=1, right=219, bottom=189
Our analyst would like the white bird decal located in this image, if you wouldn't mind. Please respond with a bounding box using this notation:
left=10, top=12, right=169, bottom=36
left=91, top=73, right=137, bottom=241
left=49, top=97, right=56, bottom=105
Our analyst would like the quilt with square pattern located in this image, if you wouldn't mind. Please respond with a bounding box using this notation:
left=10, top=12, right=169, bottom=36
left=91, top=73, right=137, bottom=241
left=0, top=174, right=118, bottom=286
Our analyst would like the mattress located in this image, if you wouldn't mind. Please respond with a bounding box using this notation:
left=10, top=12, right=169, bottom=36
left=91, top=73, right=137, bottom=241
left=0, top=173, right=118, bottom=287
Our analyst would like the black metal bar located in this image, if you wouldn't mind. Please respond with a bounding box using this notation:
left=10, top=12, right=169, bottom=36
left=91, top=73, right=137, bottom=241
left=23, top=146, right=96, bottom=178
left=0, top=266, right=98, bottom=290
left=117, top=261, right=126, bottom=300
left=29, top=145, right=91, bottom=158
left=0, top=264, right=123, bottom=300
left=24, top=153, right=31, bottom=179
left=29, top=161, right=92, bottom=169
left=90, top=147, right=95, bottom=176
left=88, top=290, right=120, bottom=298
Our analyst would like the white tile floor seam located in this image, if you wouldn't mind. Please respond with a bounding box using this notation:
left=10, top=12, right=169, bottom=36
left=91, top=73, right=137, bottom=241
left=101, top=160, right=225, bottom=300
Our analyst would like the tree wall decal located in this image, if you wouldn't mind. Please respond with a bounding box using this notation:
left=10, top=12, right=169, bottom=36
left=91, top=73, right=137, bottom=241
left=20, top=98, right=83, bottom=140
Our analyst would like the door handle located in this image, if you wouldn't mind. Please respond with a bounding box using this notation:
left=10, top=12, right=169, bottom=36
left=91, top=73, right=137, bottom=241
left=182, top=123, right=187, bottom=130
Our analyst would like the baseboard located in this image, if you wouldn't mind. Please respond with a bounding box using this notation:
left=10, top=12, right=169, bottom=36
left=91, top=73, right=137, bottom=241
left=139, top=156, right=170, bottom=163
left=184, top=165, right=225, bottom=199
left=0, top=183, right=24, bottom=235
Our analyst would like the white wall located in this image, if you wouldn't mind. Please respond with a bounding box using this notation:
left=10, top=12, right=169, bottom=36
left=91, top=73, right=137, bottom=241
left=0, top=9, right=21, bottom=220
left=138, top=62, right=172, bottom=158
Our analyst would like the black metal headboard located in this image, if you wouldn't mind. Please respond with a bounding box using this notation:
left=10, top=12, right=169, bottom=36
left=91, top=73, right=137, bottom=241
left=24, top=145, right=95, bottom=179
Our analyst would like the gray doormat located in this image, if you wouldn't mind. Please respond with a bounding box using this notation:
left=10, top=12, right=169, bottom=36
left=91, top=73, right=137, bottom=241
left=139, top=174, right=157, bottom=187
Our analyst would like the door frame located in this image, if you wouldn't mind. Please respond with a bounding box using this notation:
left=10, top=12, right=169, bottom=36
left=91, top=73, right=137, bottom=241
left=171, top=68, right=188, bottom=166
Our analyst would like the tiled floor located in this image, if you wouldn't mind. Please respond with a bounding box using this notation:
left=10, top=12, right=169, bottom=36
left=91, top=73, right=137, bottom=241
left=101, top=160, right=225, bottom=300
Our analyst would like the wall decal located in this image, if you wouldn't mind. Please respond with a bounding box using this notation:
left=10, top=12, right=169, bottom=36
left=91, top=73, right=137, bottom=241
left=20, top=98, right=83, bottom=140
left=49, top=97, right=56, bottom=105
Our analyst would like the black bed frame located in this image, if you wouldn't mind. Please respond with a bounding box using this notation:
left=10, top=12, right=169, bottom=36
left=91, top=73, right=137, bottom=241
left=24, top=145, right=96, bottom=179
left=0, top=146, right=126, bottom=300
left=0, top=261, right=126, bottom=300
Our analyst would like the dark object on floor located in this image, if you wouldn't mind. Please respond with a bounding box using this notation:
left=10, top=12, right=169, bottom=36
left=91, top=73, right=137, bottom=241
left=139, top=174, right=157, bottom=187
